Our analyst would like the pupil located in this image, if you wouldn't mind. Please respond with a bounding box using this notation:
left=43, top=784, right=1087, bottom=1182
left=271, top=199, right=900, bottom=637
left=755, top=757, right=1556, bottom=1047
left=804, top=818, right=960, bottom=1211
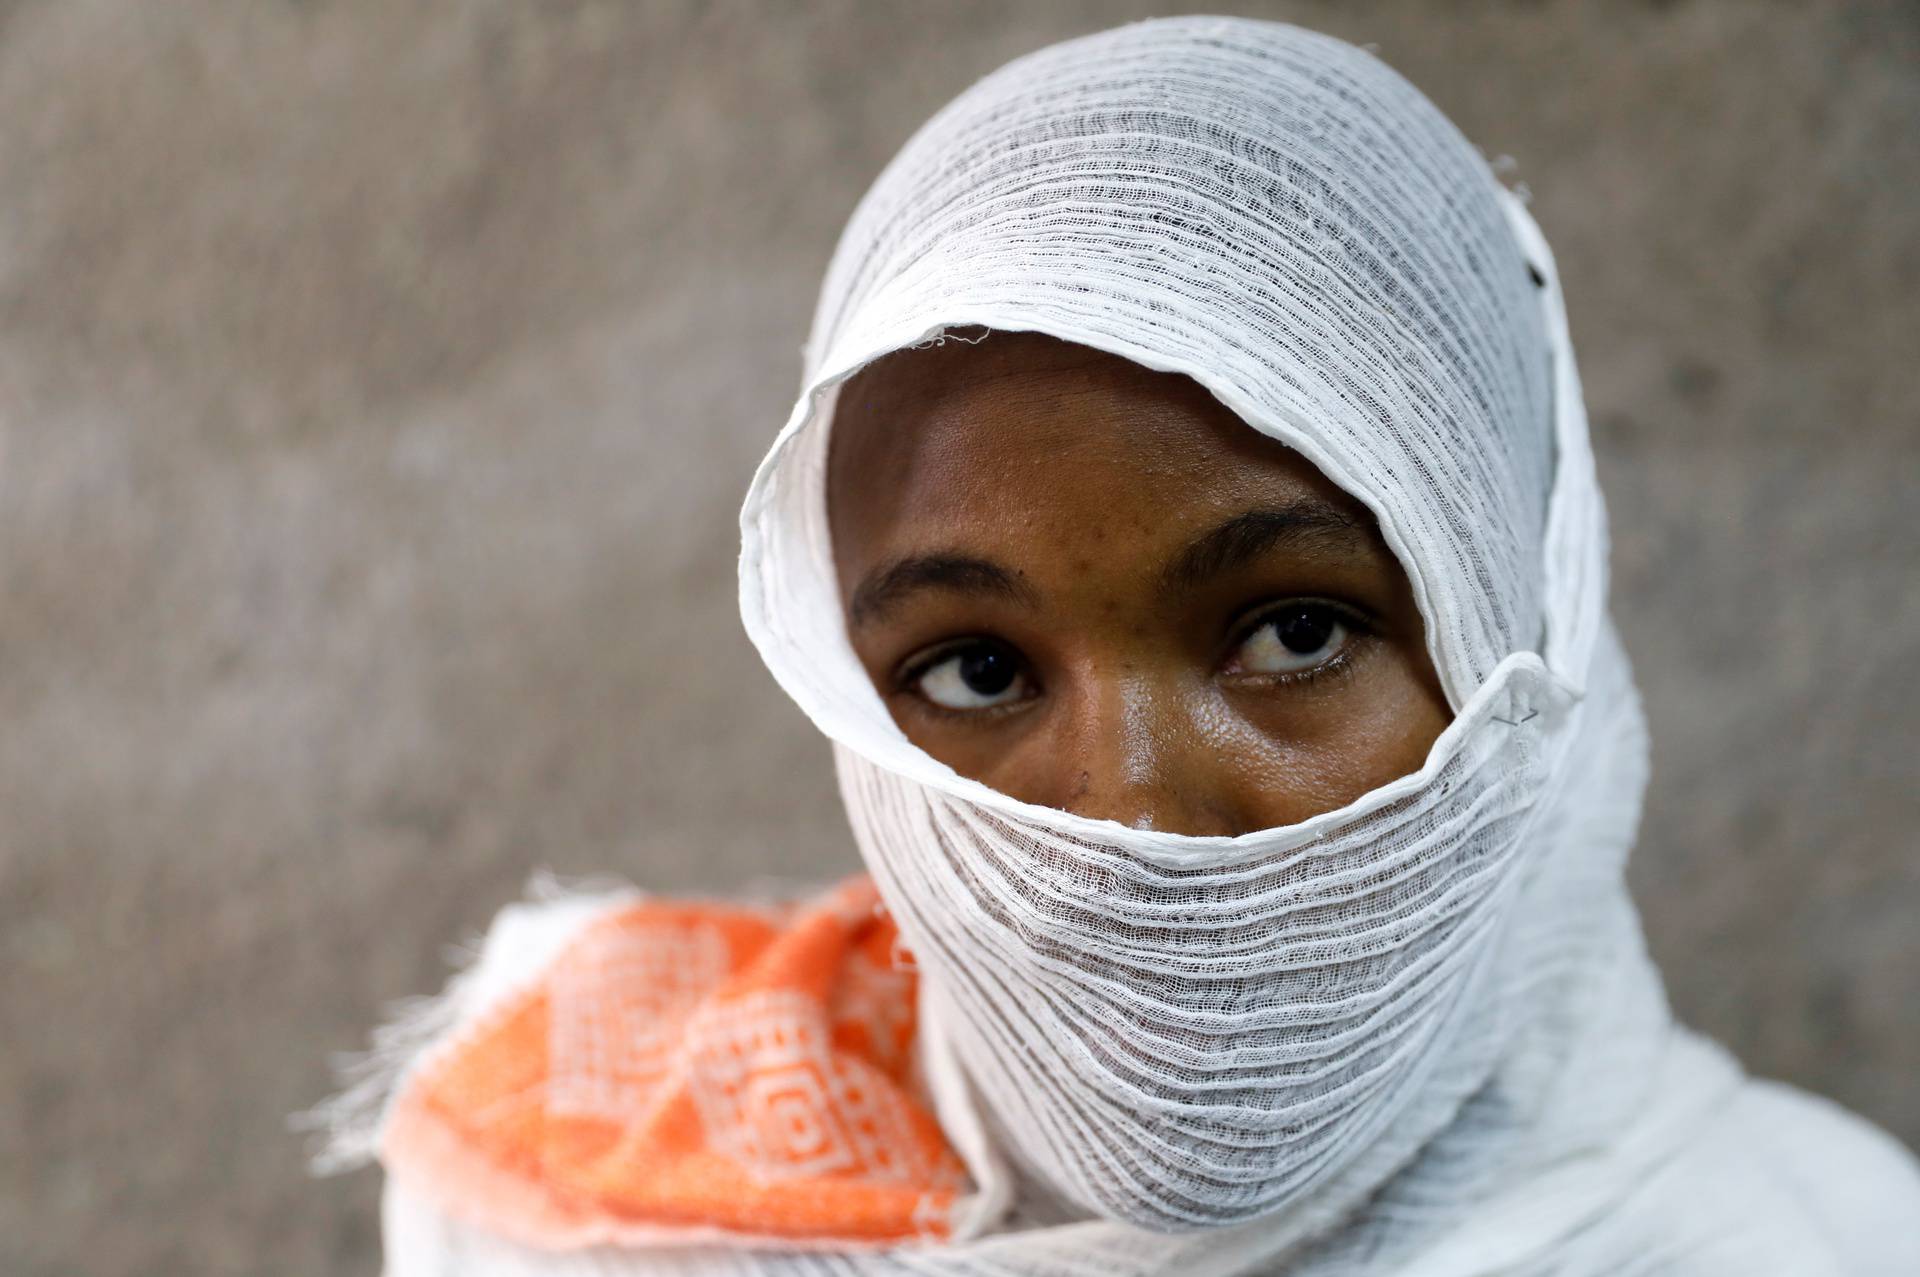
left=1276, top=607, right=1333, bottom=654
left=959, top=644, right=1015, bottom=695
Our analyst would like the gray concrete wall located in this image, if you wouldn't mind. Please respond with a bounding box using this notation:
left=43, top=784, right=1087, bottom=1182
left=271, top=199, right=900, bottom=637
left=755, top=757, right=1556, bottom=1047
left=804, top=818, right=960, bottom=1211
left=2, top=2, right=1913, bottom=1273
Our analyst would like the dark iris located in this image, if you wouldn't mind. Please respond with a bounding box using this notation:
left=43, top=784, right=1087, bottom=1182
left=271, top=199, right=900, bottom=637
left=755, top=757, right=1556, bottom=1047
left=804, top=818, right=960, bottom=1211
left=1274, top=605, right=1336, bottom=654
left=958, top=642, right=1017, bottom=696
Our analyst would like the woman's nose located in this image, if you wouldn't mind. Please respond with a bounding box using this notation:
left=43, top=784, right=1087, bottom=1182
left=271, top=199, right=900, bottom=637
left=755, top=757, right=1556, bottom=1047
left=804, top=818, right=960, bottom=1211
left=1037, top=671, right=1247, bottom=837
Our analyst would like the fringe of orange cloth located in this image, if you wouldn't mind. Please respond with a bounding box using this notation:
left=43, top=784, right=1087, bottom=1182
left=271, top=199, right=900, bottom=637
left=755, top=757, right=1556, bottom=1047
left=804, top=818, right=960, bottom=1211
left=379, top=875, right=969, bottom=1250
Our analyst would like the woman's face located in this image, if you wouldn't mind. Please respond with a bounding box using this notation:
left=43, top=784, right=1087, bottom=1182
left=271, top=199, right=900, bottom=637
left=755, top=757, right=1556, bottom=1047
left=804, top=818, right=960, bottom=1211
left=827, top=331, right=1451, bottom=836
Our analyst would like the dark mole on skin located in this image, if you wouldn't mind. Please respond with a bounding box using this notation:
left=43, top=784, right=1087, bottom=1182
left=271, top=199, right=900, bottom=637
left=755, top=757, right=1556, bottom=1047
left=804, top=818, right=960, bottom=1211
left=827, top=330, right=1451, bottom=836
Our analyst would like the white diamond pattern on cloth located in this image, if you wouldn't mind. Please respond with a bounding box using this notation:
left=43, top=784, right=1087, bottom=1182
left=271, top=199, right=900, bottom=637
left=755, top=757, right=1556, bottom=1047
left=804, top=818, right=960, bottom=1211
left=830, top=946, right=915, bottom=1073
left=686, top=988, right=963, bottom=1199
left=546, top=921, right=733, bottom=1119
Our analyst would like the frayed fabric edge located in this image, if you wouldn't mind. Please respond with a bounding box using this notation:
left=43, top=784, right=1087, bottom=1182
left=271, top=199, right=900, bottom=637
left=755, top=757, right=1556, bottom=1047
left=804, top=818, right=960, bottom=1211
left=291, top=941, right=486, bottom=1175
left=290, top=868, right=645, bottom=1176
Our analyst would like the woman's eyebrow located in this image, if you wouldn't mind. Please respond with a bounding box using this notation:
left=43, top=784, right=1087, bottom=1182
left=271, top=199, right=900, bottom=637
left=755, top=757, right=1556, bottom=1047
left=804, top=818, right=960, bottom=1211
left=1161, top=502, right=1370, bottom=594
left=849, top=553, right=1038, bottom=629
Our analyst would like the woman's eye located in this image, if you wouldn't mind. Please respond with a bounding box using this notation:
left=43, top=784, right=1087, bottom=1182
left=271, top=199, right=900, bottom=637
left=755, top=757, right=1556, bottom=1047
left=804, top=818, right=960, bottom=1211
left=1228, top=603, right=1351, bottom=676
left=911, top=640, right=1031, bottom=711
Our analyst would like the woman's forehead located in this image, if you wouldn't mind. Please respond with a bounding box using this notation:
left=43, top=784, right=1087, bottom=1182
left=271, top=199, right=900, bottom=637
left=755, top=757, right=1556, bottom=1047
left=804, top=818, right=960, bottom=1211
left=834, top=334, right=1226, bottom=477
left=824, top=332, right=1382, bottom=585
left=834, top=331, right=1167, bottom=443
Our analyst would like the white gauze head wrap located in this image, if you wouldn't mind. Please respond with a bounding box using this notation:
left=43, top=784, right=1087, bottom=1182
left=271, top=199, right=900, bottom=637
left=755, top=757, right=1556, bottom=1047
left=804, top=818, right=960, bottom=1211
left=738, top=13, right=1695, bottom=1263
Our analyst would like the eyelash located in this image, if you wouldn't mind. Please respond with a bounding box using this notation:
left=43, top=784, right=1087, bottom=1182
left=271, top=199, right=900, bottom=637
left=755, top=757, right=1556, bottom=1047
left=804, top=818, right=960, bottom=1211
left=894, top=640, right=1036, bottom=722
left=916, top=695, right=1031, bottom=725
left=1220, top=597, right=1371, bottom=688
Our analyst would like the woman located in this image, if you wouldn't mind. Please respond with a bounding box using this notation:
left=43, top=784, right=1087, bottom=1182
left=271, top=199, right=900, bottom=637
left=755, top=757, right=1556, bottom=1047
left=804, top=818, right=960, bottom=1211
left=312, top=16, right=1920, bottom=1274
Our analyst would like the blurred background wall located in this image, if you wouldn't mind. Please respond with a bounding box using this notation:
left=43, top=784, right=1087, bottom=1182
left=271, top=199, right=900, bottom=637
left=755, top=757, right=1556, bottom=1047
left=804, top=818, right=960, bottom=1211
left=1, top=2, right=1913, bottom=1273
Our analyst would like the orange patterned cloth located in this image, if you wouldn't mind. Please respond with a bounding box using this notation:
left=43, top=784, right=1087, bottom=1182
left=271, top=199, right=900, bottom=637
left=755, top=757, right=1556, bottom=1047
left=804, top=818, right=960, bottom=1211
left=380, top=876, right=969, bottom=1251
